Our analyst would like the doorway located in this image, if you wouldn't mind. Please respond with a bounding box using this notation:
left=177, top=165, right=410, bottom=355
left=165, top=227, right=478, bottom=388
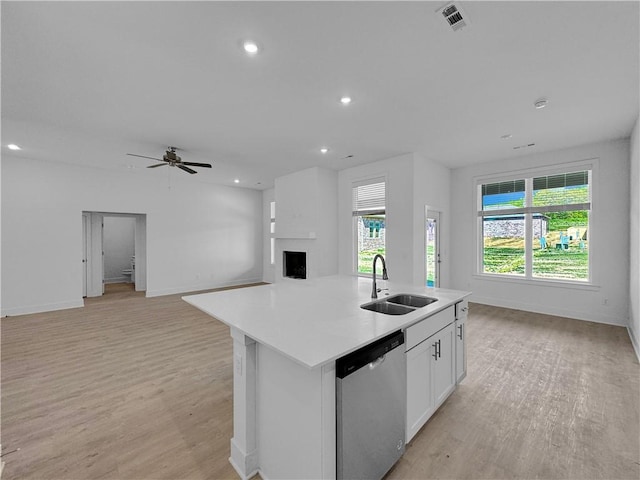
left=425, top=209, right=441, bottom=287
left=83, top=212, right=147, bottom=298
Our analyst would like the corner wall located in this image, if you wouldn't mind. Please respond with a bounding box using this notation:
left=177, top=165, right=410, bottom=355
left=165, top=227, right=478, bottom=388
left=629, top=117, right=640, bottom=358
left=1, top=156, right=264, bottom=316
left=338, top=153, right=452, bottom=287
left=450, top=138, right=631, bottom=326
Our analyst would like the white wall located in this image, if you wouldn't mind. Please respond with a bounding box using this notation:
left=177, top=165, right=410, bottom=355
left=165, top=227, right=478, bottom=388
left=103, top=216, right=135, bottom=283
left=629, top=117, right=640, bottom=357
left=1, top=156, right=263, bottom=316
left=450, top=138, right=631, bottom=326
left=273, top=167, right=338, bottom=281
left=413, top=154, right=452, bottom=287
left=338, top=153, right=452, bottom=287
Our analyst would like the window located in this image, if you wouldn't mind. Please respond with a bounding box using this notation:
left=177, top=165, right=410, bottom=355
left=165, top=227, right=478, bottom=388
left=270, top=201, right=275, bottom=265
left=353, top=178, right=386, bottom=275
left=478, top=169, right=591, bottom=282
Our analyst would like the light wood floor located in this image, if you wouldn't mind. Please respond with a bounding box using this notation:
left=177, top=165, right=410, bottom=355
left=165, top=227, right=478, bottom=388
left=2, top=287, right=638, bottom=479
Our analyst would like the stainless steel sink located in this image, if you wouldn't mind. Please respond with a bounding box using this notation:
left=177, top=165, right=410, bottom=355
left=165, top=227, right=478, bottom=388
left=385, top=294, right=437, bottom=308
left=360, top=301, right=415, bottom=315
left=361, top=293, right=438, bottom=315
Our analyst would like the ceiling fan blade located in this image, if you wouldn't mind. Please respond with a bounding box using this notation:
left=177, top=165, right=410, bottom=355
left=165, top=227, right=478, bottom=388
left=182, top=162, right=212, bottom=168
left=127, top=153, right=163, bottom=161
left=147, top=163, right=167, bottom=168
left=178, top=165, right=197, bottom=174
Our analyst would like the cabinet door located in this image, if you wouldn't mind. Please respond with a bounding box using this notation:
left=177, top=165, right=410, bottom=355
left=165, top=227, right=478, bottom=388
left=455, top=316, right=467, bottom=383
left=406, top=339, right=434, bottom=442
left=431, top=323, right=455, bottom=409
left=455, top=300, right=468, bottom=384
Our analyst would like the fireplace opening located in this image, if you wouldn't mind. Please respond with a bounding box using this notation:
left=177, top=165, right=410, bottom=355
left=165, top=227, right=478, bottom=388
left=283, top=251, right=307, bottom=279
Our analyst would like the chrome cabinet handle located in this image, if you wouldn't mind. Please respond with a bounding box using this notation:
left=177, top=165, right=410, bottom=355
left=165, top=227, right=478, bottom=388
left=432, top=339, right=442, bottom=360
left=458, top=324, right=463, bottom=340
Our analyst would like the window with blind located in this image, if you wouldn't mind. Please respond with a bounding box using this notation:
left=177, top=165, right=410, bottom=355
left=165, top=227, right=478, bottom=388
left=478, top=169, right=591, bottom=281
left=353, top=178, right=386, bottom=275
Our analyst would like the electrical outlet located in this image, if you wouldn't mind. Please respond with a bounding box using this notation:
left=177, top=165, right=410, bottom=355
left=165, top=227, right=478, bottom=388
left=602, top=298, right=609, bottom=306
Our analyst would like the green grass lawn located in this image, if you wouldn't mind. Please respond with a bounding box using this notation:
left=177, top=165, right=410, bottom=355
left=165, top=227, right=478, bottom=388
left=483, top=239, right=588, bottom=280
left=358, top=248, right=386, bottom=274
left=359, top=238, right=588, bottom=281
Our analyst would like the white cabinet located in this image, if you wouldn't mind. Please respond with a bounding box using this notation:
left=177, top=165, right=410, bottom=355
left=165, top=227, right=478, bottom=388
left=455, top=299, right=468, bottom=384
left=405, top=306, right=456, bottom=443
left=432, top=324, right=456, bottom=407
left=406, top=334, right=434, bottom=441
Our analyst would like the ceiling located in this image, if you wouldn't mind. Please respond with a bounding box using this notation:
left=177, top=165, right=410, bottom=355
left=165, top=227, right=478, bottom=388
left=2, top=1, right=638, bottom=190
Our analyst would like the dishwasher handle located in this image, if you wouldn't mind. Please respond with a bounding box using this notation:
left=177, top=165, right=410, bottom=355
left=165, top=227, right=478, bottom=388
left=368, top=355, right=386, bottom=370
left=336, top=330, right=404, bottom=379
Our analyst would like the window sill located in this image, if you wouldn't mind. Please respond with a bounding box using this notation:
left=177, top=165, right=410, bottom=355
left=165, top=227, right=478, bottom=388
left=472, top=273, right=600, bottom=291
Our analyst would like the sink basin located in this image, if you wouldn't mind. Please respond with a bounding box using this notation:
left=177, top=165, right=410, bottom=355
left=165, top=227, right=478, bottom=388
left=385, top=294, right=438, bottom=308
left=361, top=301, right=415, bottom=315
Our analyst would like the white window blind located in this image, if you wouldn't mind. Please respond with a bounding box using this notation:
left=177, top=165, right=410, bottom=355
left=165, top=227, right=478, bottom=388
left=352, top=178, right=386, bottom=216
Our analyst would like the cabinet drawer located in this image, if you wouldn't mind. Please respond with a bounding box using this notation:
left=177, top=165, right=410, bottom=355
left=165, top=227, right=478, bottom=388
left=455, top=299, right=469, bottom=319
left=405, top=306, right=454, bottom=351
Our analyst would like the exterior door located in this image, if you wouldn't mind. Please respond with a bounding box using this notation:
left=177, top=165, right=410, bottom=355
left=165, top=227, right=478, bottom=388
left=426, top=210, right=441, bottom=287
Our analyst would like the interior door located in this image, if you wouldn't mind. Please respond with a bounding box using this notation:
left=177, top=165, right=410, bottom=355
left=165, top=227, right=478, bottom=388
left=101, top=217, right=105, bottom=294
left=426, top=210, right=441, bottom=287
left=82, top=213, right=89, bottom=297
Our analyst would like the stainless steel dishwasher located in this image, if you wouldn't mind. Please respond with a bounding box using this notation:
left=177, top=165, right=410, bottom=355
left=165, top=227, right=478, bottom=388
left=336, top=330, right=406, bottom=480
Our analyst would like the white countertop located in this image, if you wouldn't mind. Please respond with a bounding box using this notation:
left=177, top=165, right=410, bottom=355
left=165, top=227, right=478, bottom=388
left=182, top=275, right=471, bottom=369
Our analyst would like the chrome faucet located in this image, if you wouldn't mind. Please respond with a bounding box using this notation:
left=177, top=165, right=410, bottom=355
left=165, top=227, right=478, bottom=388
left=371, top=254, right=389, bottom=299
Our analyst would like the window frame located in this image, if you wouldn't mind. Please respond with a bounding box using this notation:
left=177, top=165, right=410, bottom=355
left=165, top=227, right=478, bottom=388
left=352, top=176, right=387, bottom=277
left=269, top=201, right=276, bottom=265
left=474, top=159, right=597, bottom=286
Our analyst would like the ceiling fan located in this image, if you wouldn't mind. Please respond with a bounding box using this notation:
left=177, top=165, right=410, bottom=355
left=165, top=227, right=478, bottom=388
left=127, top=146, right=212, bottom=174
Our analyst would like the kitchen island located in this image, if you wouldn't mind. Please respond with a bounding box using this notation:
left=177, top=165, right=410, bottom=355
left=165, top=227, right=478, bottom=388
left=183, top=275, right=470, bottom=480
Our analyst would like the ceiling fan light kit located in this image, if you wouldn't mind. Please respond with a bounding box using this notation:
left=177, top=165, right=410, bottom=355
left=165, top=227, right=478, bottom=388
left=126, top=147, right=212, bottom=174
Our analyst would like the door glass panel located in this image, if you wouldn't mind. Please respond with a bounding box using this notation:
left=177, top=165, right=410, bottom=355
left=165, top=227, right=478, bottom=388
left=426, top=217, right=437, bottom=287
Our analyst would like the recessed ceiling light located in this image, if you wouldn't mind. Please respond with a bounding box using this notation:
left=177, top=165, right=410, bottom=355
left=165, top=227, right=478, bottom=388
left=534, top=98, right=548, bottom=109
left=340, top=96, right=352, bottom=105
left=243, top=41, right=259, bottom=54
left=7, top=144, right=21, bottom=150
left=320, top=147, right=329, bottom=154
left=234, top=178, right=240, bottom=184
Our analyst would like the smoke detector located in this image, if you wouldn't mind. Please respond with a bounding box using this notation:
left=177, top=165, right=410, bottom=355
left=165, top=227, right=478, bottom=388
left=436, top=2, right=470, bottom=31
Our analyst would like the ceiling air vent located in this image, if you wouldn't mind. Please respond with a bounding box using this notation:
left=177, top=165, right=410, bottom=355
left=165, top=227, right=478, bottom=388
left=437, top=2, right=470, bottom=31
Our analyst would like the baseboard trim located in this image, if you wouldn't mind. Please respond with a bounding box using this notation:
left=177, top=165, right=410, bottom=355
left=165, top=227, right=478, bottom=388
left=146, top=277, right=263, bottom=298
left=105, top=277, right=130, bottom=284
left=1, top=299, right=84, bottom=317
left=229, top=438, right=259, bottom=480
left=470, top=295, right=626, bottom=327
left=628, top=325, right=640, bottom=363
